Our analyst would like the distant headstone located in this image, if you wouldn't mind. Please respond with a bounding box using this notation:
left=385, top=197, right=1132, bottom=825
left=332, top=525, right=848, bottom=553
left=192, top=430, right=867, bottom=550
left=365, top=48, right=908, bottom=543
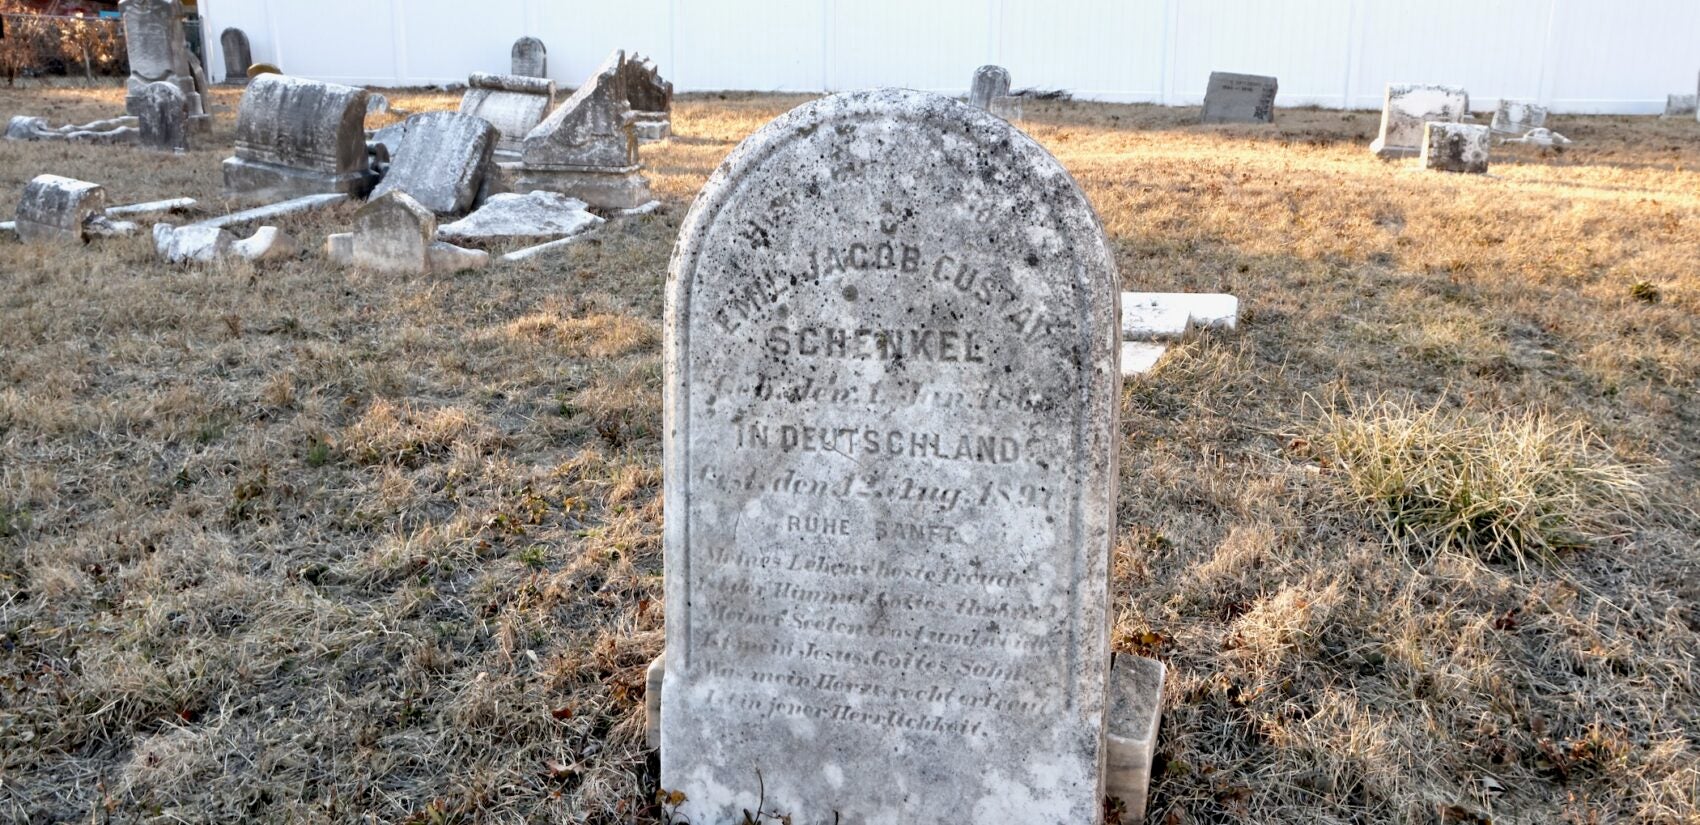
left=136, top=80, right=189, bottom=151
left=223, top=74, right=376, bottom=199
left=518, top=50, right=652, bottom=209
left=119, top=0, right=205, bottom=121
left=1490, top=100, right=1547, bottom=135
left=512, top=36, right=547, bottom=78
left=1200, top=71, right=1278, bottom=124
left=459, top=72, right=556, bottom=157
left=372, top=111, right=499, bottom=215
left=1422, top=122, right=1490, bottom=174
left=1370, top=83, right=1468, bottom=159
left=15, top=175, right=106, bottom=245
left=1663, top=94, right=1697, bottom=118
left=969, top=64, right=1021, bottom=121
left=622, top=54, right=673, bottom=141
left=220, top=28, right=252, bottom=85
left=659, top=89, right=1124, bottom=824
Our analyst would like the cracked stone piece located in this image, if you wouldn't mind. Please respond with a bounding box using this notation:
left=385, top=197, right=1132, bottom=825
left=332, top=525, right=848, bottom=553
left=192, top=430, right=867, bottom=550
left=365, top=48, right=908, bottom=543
left=1201, top=71, right=1278, bottom=124
left=15, top=175, right=106, bottom=244
left=107, top=197, right=196, bottom=218
left=232, top=226, right=298, bottom=261
left=459, top=72, right=556, bottom=157
left=193, top=193, right=348, bottom=231
left=1105, top=656, right=1167, bottom=822
left=224, top=74, right=374, bottom=199
left=154, top=223, right=235, bottom=263
left=518, top=50, right=652, bottom=209
left=1422, top=122, right=1490, bottom=174
left=6, top=115, right=138, bottom=144
left=437, top=191, right=603, bottom=241
left=373, top=111, right=498, bottom=215
left=646, top=654, right=664, bottom=750
left=84, top=216, right=138, bottom=237
left=1121, top=292, right=1240, bottom=340
left=1121, top=342, right=1169, bottom=377
left=427, top=241, right=490, bottom=273
left=1371, top=84, right=1469, bottom=159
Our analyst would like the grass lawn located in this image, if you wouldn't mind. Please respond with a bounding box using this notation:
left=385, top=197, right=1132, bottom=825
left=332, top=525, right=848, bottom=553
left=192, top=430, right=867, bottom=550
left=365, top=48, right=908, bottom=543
left=1, top=80, right=1696, bottom=824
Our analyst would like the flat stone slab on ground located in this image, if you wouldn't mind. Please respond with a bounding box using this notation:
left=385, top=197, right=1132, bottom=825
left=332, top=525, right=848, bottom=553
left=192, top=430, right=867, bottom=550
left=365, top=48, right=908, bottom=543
left=1121, top=342, right=1169, bottom=377
left=1201, top=71, right=1278, bottom=124
left=437, top=191, right=603, bottom=241
left=1122, top=292, right=1240, bottom=340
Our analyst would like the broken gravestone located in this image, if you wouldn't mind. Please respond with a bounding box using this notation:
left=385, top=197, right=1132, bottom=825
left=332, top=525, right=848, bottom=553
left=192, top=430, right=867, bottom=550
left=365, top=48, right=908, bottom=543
left=512, top=36, right=548, bottom=78
left=436, top=191, right=603, bottom=242
left=6, top=115, right=137, bottom=144
left=326, top=191, right=487, bottom=274
left=622, top=54, right=674, bottom=141
left=372, top=111, right=498, bottom=215
left=459, top=72, right=557, bottom=157
left=224, top=74, right=376, bottom=199
left=220, top=28, right=252, bottom=85
left=15, top=175, right=107, bottom=244
left=518, top=50, right=652, bottom=209
left=1490, top=100, right=1548, bottom=135
left=1422, top=122, right=1490, bottom=174
left=658, top=89, right=1137, bottom=823
left=119, top=0, right=206, bottom=122
left=136, top=80, right=189, bottom=152
left=1200, top=71, right=1278, bottom=124
left=1370, top=83, right=1469, bottom=159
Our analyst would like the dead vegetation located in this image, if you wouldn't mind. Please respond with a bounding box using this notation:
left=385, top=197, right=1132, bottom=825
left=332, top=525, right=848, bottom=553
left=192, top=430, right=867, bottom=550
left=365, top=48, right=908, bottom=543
left=1, top=83, right=1697, bottom=824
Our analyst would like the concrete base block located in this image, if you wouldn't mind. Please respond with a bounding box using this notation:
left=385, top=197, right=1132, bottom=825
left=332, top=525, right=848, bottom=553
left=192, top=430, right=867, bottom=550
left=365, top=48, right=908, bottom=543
left=513, top=167, right=653, bottom=211
left=1106, top=655, right=1166, bottom=821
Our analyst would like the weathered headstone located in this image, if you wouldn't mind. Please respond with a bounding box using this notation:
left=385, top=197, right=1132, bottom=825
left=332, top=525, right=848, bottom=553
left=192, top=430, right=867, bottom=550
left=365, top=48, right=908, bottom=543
left=372, top=111, right=498, bottom=215
left=1200, top=71, right=1278, bottom=124
left=622, top=54, right=673, bottom=141
left=1490, top=100, right=1547, bottom=135
left=1370, top=83, right=1469, bottom=159
left=119, top=0, right=205, bottom=121
left=518, top=50, right=652, bottom=209
left=659, top=89, right=1122, bottom=823
left=512, top=36, right=548, bottom=78
left=968, top=64, right=1021, bottom=121
left=6, top=115, right=137, bottom=144
left=1422, top=121, right=1490, bottom=174
left=459, top=72, right=557, bottom=157
left=220, top=28, right=252, bottom=84
left=223, top=74, right=375, bottom=199
left=1663, top=94, right=1698, bottom=118
left=15, top=175, right=107, bottom=245
left=327, top=191, right=488, bottom=274
left=136, top=80, right=189, bottom=152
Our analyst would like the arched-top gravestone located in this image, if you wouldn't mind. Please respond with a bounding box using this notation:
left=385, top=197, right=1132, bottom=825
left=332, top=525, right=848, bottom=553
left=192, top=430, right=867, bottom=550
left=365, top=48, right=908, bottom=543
left=220, top=28, right=252, bottom=84
left=969, top=64, right=1011, bottom=109
left=511, top=36, right=547, bottom=78
left=661, top=89, right=1120, bottom=823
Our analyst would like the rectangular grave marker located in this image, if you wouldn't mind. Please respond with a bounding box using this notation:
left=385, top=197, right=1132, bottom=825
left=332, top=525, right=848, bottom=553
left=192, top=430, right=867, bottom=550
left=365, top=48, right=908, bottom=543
left=1201, top=71, right=1278, bottom=124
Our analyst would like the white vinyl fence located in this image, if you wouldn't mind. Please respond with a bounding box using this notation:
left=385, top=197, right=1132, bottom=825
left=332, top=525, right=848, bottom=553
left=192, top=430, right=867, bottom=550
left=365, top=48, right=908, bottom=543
left=200, top=0, right=1700, bottom=114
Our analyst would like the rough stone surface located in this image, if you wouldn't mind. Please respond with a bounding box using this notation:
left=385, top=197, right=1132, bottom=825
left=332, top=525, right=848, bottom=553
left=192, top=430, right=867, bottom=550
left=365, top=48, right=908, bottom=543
left=511, top=36, right=548, bottom=78
left=1370, top=84, right=1469, bottom=159
left=6, top=115, right=137, bottom=144
left=437, top=191, right=603, bottom=241
left=1105, top=656, right=1166, bottom=822
left=223, top=74, right=374, bottom=199
left=120, top=0, right=204, bottom=120
left=519, top=50, right=651, bottom=208
left=1663, top=93, right=1697, bottom=118
left=622, top=54, right=673, bottom=142
left=351, top=191, right=436, bottom=273
left=84, top=215, right=137, bottom=237
left=427, top=240, right=490, bottom=272
left=459, top=72, right=557, bottom=156
left=153, top=223, right=234, bottom=263
left=220, top=28, right=252, bottom=84
left=232, top=226, right=298, bottom=261
left=107, top=197, right=196, bottom=217
left=15, top=175, right=106, bottom=244
left=1504, top=127, right=1571, bottom=148
left=1201, top=71, right=1278, bottom=124
left=325, top=232, right=354, bottom=265
left=660, top=89, right=1120, bottom=824
left=1422, top=121, right=1490, bottom=174
left=373, top=111, right=498, bottom=215
left=1490, top=100, right=1548, bottom=135
left=136, top=80, right=189, bottom=151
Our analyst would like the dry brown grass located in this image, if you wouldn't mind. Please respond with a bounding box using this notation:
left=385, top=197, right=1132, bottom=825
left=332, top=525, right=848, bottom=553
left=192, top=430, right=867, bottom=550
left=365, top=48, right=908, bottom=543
left=2, top=81, right=1697, bottom=824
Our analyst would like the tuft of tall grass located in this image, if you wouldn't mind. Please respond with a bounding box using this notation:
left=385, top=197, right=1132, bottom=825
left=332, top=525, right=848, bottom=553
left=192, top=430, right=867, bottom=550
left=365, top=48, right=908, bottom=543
left=1311, top=398, right=1650, bottom=566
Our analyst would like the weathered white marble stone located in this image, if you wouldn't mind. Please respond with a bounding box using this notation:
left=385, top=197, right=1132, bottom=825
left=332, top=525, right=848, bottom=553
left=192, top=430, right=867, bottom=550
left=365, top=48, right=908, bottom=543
left=427, top=240, right=490, bottom=272
left=459, top=72, right=557, bottom=157
left=372, top=111, right=498, bottom=215
left=499, top=232, right=591, bottom=262
left=367, top=94, right=391, bottom=116
left=1503, top=127, right=1572, bottom=149
left=223, top=75, right=375, bottom=199
left=325, top=232, right=354, bottom=265
left=660, top=89, right=1120, bottom=824
left=519, top=50, right=652, bottom=209
left=15, top=175, right=106, bottom=245
left=1201, top=71, right=1278, bottom=124
left=220, top=28, right=252, bottom=85
left=511, top=36, right=548, bottom=78
left=1422, top=122, right=1490, bottom=174
left=968, top=65, right=1022, bottom=122
left=345, top=191, right=487, bottom=273
left=136, top=80, right=189, bottom=152
left=437, top=191, right=603, bottom=241
left=1663, top=94, right=1698, bottom=118
left=1370, top=84, right=1469, bottom=159
left=5, top=115, right=138, bottom=144
left=1106, top=656, right=1167, bottom=822
left=1121, top=342, right=1168, bottom=377
left=1490, top=100, right=1548, bottom=135
left=231, top=226, right=298, bottom=261
left=120, top=0, right=205, bottom=120
left=154, top=223, right=297, bottom=263
left=1121, top=292, right=1240, bottom=340
left=107, top=197, right=196, bottom=218
left=646, top=654, right=665, bottom=750
left=193, top=193, right=348, bottom=230
left=622, top=54, right=673, bottom=142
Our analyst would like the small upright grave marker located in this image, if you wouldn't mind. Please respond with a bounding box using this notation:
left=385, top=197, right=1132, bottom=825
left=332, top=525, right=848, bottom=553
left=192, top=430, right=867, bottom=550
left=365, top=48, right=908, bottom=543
left=136, top=81, right=189, bottom=152
left=1371, top=83, right=1468, bottom=159
left=512, top=37, right=548, bottom=78
left=1422, top=122, right=1490, bottom=174
left=1200, top=71, right=1278, bottom=124
left=969, top=64, right=1020, bottom=121
left=220, top=28, right=253, bottom=85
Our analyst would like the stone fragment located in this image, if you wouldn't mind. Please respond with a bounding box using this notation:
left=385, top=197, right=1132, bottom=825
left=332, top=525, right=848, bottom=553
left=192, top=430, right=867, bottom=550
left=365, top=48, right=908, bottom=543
left=621, top=54, right=673, bottom=142
left=459, top=72, right=557, bottom=157
left=1503, top=127, right=1571, bottom=149
left=1663, top=94, right=1697, bottom=118
left=1201, top=71, right=1278, bottom=124
left=1121, top=342, right=1168, bottom=377
left=660, top=89, right=1120, bottom=824
left=646, top=654, right=664, bottom=750
left=15, top=175, right=106, bottom=245
left=499, top=233, right=590, bottom=262
left=1370, top=83, right=1469, bottom=159
left=519, top=50, right=652, bottom=209
left=427, top=241, right=490, bottom=272
left=512, top=36, right=548, bottom=78
left=83, top=216, right=138, bottom=237
left=325, top=232, right=354, bottom=265
left=119, top=0, right=205, bottom=121
left=193, top=193, right=349, bottom=230
left=344, top=191, right=486, bottom=273
left=232, top=226, right=299, bottom=261
left=1105, top=656, right=1167, bottom=822
left=437, top=191, right=603, bottom=241
left=1121, top=292, right=1240, bottom=340
left=372, top=111, right=498, bottom=215
left=1490, top=100, right=1548, bottom=135
left=153, top=223, right=234, bottom=263
left=1422, top=122, right=1490, bottom=173
left=969, top=64, right=1021, bottom=121
left=136, top=80, right=189, bottom=151
left=223, top=74, right=376, bottom=199
left=107, top=197, right=197, bottom=218
left=5, top=115, right=138, bottom=144
left=220, top=28, right=252, bottom=85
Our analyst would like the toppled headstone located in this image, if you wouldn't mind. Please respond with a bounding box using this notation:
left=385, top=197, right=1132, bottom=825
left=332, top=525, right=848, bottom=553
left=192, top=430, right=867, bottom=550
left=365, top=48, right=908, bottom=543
left=193, top=193, right=349, bottom=230
left=512, top=36, right=548, bottom=78
left=119, top=0, right=206, bottom=123
left=220, top=28, right=252, bottom=85
left=658, top=89, right=1128, bottom=824
left=1370, top=83, right=1469, bottom=159
left=437, top=191, right=603, bottom=241
left=1106, top=656, right=1167, bottom=820
left=969, top=64, right=1021, bottom=121
left=107, top=197, right=196, bottom=218
left=1119, top=292, right=1241, bottom=378
left=1422, top=122, right=1490, bottom=174
left=153, top=223, right=298, bottom=264
left=329, top=191, right=487, bottom=274
left=1664, top=94, right=1698, bottom=118
left=14, top=175, right=107, bottom=245
left=1503, top=127, right=1572, bottom=149
left=136, top=80, right=189, bottom=152
left=372, top=111, right=498, bottom=215
left=5, top=115, right=138, bottom=144
left=518, top=50, right=652, bottom=209
left=1490, top=100, right=1547, bottom=135
left=459, top=72, right=557, bottom=157
left=1201, top=71, right=1278, bottom=124
left=622, top=54, right=673, bottom=141
left=224, top=74, right=377, bottom=199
